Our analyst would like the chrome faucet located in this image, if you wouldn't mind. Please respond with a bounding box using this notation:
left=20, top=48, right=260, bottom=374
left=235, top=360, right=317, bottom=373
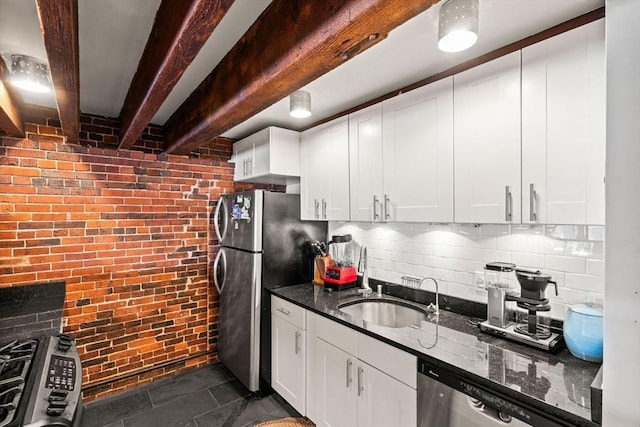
left=419, top=277, right=439, bottom=315
left=357, top=245, right=372, bottom=296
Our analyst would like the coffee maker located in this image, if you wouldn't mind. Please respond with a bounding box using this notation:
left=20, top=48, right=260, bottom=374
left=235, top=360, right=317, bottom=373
left=323, top=234, right=358, bottom=291
left=479, top=262, right=564, bottom=353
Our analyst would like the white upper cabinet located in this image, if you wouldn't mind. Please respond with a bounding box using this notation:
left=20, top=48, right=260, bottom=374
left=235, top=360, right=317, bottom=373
left=522, top=20, right=605, bottom=225
left=348, top=79, right=454, bottom=223
left=300, top=116, right=350, bottom=221
left=233, top=127, right=300, bottom=185
left=349, top=104, right=384, bottom=222
left=454, top=51, right=522, bottom=223
left=382, top=77, right=454, bottom=222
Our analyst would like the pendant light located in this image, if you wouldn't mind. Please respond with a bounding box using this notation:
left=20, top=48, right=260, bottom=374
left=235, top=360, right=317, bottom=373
left=437, top=0, right=479, bottom=53
left=9, top=54, right=51, bottom=93
left=289, top=90, right=311, bottom=118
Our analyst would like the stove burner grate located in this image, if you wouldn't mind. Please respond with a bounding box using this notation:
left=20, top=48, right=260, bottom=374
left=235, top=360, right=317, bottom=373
left=0, top=339, right=37, bottom=427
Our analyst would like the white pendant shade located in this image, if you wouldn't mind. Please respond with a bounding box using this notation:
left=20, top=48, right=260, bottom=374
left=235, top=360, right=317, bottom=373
left=289, top=90, right=311, bottom=118
left=437, top=0, right=479, bottom=53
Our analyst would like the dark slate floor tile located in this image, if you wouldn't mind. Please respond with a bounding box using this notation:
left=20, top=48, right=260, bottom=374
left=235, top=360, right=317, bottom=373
left=82, top=390, right=152, bottom=427
left=148, top=365, right=233, bottom=407
left=193, top=394, right=298, bottom=427
left=209, top=379, right=251, bottom=406
left=123, top=389, right=219, bottom=427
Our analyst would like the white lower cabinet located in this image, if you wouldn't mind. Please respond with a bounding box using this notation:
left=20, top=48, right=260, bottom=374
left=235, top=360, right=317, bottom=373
left=312, top=315, right=417, bottom=427
left=271, top=297, right=306, bottom=414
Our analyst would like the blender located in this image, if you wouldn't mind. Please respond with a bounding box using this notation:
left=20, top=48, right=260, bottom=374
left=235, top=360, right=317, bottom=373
left=323, top=234, right=358, bottom=291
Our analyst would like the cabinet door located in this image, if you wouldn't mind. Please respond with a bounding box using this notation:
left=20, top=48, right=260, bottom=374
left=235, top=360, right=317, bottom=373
left=383, top=77, right=454, bottom=222
left=232, top=138, right=253, bottom=181
left=300, top=126, right=325, bottom=220
left=272, top=315, right=305, bottom=414
left=454, top=52, right=521, bottom=223
left=522, top=20, right=605, bottom=225
left=349, top=104, right=384, bottom=222
left=357, top=362, right=416, bottom=427
left=323, top=117, right=351, bottom=221
left=315, top=338, right=358, bottom=427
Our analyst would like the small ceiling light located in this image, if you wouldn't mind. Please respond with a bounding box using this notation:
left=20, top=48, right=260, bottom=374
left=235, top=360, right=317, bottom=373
left=289, top=90, right=311, bottom=118
left=437, top=0, right=479, bottom=53
left=9, top=54, right=51, bottom=93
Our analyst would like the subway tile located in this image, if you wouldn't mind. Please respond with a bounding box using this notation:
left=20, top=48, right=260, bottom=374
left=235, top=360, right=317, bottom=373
left=527, top=236, right=565, bottom=255
left=587, top=226, right=605, bottom=242
left=496, top=234, right=529, bottom=252
left=510, top=252, right=545, bottom=270
left=548, top=287, right=587, bottom=305
left=586, top=292, right=605, bottom=307
left=545, top=225, right=587, bottom=241
left=545, top=255, right=586, bottom=274
left=424, top=230, right=467, bottom=246
left=564, top=274, right=604, bottom=293
left=511, top=225, right=544, bottom=235
left=565, top=241, right=604, bottom=259
left=392, top=241, right=414, bottom=253
left=586, top=259, right=604, bottom=277
left=466, top=236, right=497, bottom=249
left=481, top=224, right=510, bottom=236
left=411, top=243, right=432, bottom=255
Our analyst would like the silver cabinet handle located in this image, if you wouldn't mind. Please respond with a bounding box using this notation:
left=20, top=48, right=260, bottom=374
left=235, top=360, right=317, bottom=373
left=314, top=199, right=319, bottom=219
left=294, top=331, right=301, bottom=355
left=383, top=194, right=391, bottom=221
left=321, top=198, right=327, bottom=219
left=243, top=158, right=248, bottom=176
left=357, top=366, right=364, bottom=396
left=247, top=158, right=252, bottom=176
left=346, top=359, right=353, bottom=387
left=505, top=186, right=512, bottom=222
left=276, top=307, right=291, bottom=316
left=372, top=195, right=380, bottom=221
left=529, top=183, right=537, bottom=222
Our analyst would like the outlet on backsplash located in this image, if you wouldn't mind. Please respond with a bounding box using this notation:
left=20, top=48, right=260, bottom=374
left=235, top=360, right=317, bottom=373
left=474, top=271, right=486, bottom=289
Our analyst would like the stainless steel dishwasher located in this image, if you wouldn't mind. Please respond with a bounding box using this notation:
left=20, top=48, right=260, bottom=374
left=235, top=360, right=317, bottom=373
left=417, top=358, right=569, bottom=427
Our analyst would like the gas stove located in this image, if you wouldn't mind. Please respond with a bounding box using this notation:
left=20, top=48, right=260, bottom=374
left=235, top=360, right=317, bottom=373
left=0, top=335, right=82, bottom=427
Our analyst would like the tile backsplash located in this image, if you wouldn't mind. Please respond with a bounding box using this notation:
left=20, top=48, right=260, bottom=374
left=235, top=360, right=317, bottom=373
left=329, top=222, right=604, bottom=320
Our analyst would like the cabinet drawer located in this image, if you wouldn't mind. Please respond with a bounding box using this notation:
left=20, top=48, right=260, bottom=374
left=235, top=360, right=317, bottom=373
left=316, top=314, right=358, bottom=356
left=271, top=296, right=306, bottom=329
left=358, top=333, right=417, bottom=389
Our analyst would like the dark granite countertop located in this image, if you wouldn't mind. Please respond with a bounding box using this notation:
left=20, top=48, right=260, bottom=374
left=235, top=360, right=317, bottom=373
left=270, top=283, right=601, bottom=427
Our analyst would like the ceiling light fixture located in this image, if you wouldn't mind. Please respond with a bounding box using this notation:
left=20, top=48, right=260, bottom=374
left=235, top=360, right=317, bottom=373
left=9, top=54, right=51, bottom=93
left=289, top=90, right=311, bottom=118
left=437, top=0, right=479, bottom=53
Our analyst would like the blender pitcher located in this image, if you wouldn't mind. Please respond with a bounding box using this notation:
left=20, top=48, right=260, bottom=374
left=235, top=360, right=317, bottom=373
left=324, top=235, right=358, bottom=290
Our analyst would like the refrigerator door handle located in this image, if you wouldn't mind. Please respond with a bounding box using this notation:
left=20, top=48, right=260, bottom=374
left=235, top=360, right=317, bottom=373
left=213, top=249, right=226, bottom=294
left=214, top=197, right=229, bottom=243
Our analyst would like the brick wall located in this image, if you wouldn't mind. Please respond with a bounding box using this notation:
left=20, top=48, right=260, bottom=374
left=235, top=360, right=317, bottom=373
left=0, top=106, right=281, bottom=401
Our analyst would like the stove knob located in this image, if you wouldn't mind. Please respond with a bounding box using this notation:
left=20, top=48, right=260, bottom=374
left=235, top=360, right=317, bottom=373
left=48, top=390, right=68, bottom=402
left=57, top=334, right=74, bottom=352
left=46, top=400, right=67, bottom=416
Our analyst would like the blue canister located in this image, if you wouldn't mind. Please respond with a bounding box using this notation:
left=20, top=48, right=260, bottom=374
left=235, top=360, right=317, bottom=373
left=563, top=303, right=603, bottom=363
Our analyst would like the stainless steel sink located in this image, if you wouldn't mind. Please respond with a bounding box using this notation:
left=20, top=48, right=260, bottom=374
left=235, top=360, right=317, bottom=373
left=337, top=299, right=428, bottom=328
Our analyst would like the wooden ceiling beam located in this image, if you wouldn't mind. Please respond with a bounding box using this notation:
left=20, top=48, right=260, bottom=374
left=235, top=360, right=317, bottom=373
left=0, top=56, right=25, bottom=137
left=164, top=0, right=439, bottom=155
left=118, top=0, right=235, bottom=150
left=35, top=0, right=80, bottom=142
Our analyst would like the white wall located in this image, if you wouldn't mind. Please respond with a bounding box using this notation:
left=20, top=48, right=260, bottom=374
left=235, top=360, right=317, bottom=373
left=604, top=1, right=640, bottom=425
left=329, top=222, right=604, bottom=320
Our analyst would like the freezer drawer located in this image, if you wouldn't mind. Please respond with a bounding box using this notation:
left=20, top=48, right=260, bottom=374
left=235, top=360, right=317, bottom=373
left=215, top=247, right=262, bottom=391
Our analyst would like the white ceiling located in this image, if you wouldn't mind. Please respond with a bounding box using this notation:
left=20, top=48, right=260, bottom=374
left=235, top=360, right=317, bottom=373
left=0, top=0, right=604, bottom=142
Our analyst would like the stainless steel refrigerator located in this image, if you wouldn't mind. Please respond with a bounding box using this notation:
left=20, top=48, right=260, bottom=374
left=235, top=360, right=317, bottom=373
left=213, top=190, right=326, bottom=392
